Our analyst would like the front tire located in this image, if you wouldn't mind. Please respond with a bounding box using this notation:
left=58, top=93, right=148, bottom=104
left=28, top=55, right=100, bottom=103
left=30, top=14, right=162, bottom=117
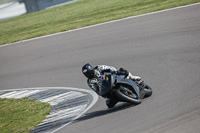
left=115, top=86, right=142, bottom=105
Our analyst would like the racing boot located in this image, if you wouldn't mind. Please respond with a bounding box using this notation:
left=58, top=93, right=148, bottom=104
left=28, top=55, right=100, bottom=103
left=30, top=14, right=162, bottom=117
left=106, top=98, right=118, bottom=108
left=127, top=72, right=141, bottom=81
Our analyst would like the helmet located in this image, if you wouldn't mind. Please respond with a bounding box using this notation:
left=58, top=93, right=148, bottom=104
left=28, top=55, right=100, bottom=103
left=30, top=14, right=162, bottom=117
left=82, top=63, right=94, bottom=79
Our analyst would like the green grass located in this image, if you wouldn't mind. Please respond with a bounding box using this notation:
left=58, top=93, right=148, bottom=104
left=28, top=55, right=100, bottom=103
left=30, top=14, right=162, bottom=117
left=0, top=0, right=200, bottom=45
left=0, top=98, right=51, bottom=133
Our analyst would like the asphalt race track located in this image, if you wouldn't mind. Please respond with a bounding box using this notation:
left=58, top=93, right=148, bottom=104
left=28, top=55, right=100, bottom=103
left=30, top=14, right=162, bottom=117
left=0, top=3, right=200, bottom=133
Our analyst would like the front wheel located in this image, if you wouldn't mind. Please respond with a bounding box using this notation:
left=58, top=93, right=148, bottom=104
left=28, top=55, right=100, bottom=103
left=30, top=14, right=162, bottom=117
left=115, top=86, right=142, bottom=105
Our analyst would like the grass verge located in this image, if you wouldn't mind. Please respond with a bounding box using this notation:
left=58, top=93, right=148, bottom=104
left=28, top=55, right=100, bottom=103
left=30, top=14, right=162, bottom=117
left=0, top=0, right=200, bottom=45
left=0, top=98, right=51, bottom=133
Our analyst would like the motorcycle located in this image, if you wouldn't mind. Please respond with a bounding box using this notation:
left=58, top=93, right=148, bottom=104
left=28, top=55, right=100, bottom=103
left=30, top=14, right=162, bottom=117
left=96, top=74, right=152, bottom=106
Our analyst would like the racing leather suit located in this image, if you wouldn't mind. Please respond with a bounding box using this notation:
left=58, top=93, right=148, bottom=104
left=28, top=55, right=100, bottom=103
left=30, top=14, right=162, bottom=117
left=87, top=65, right=117, bottom=95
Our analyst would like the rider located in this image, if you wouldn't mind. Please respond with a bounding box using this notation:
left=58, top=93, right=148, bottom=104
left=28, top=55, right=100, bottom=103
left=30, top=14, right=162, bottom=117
left=82, top=63, right=141, bottom=108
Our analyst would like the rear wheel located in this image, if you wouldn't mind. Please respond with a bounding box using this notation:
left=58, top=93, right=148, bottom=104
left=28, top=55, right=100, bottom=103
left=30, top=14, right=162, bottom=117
left=115, top=86, right=141, bottom=105
left=143, top=83, right=152, bottom=98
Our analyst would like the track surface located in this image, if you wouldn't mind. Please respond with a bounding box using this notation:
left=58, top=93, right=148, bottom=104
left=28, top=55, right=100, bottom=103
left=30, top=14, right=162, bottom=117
left=0, top=4, right=200, bottom=133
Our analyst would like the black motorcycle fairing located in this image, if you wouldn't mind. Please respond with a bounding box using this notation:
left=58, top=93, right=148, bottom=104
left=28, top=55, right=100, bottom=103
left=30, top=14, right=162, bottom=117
left=97, top=74, right=140, bottom=98
left=98, top=74, right=115, bottom=96
left=115, top=75, right=140, bottom=97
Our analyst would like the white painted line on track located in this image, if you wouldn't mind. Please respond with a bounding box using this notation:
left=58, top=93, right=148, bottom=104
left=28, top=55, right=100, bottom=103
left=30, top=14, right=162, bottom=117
left=42, top=105, right=88, bottom=124
left=0, top=2, right=200, bottom=48
left=0, top=89, right=46, bottom=98
left=0, top=87, right=98, bottom=133
left=40, top=91, right=87, bottom=106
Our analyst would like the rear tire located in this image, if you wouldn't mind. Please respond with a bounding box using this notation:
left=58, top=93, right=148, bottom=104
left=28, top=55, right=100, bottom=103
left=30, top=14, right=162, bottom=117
left=115, top=86, right=142, bottom=105
left=143, top=83, right=152, bottom=98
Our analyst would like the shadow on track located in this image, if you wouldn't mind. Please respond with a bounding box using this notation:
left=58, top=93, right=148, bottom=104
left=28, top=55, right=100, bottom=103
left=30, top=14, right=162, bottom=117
left=75, top=102, right=135, bottom=122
